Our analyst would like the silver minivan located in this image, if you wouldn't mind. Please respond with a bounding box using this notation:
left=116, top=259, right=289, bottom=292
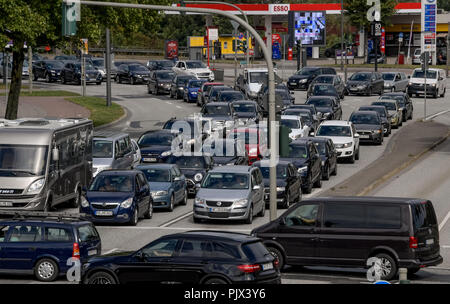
left=193, top=165, right=265, bottom=224
left=92, top=132, right=139, bottom=177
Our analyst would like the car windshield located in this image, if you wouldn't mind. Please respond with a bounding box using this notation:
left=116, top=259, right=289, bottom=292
left=93, top=140, right=113, bottom=158
left=156, top=72, right=175, bottom=80
left=284, top=110, right=311, bottom=122
left=89, top=175, right=134, bottom=192
left=313, top=76, right=333, bottom=84
left=288, top=145, right=308, bottom=158
left=258, top=166, right=287, bottom=179
left=412, top=70, right=437, bottom=79
left=316, top=125, right=351, bottom=137
left=219, top=92, right=244, bottom=102
left=157, top=61, right=174, bottom=68
left=129, top=65, right=148, bottom=72
left=202, top=173, right=249, bottom=189
left=307, top=98, right=332, bottom=107
left=312, top=85, right=337, bottom=95
left=177, top=78, right=192, bottom=86
left=46, top=61, right=64, bottom=69
left=296, top=68, right=318, bottom=76
left=233, top=103, right=256, bottom=113
left=382, top=73, right=396, bottom=81
left=349, top=73, right=371, bottom=81
left=138, top=133, right=173, bottom=147
left=166, top=156, right=206, bottom=169
left=380, top=95, right=404, bottom=105
left=202, top=105, right=231, bottom=116
left=210, top=87, right=231, bottom=98
left=186, top=61, right=206, bottom=69
left=360, top=107, right=386, bottom=117
left=350, top=114, right=379, bottom=125
left=188, top=80, right=204, bottom=88
left=249, top=72, right=267, bottom=83
left=372, top=102, right=397, bottom=111
left=140, top=168, right=170, bottom=183
left=92, top=59, right=104, bottom=67
left=281, top=119, right=300, bottom=129
left=0, top=145, right=48, bottom=177
left=314, top=142, right=327, bottom=155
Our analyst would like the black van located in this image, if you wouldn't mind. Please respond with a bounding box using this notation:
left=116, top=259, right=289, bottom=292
left=252, top=196, right=442, bottom=280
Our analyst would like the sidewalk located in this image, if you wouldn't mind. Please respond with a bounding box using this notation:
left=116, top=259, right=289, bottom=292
left=0, top=95, right=90, bottom=119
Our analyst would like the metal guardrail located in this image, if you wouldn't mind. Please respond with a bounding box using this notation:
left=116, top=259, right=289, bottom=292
left=89, top=47, right=189, bottom=57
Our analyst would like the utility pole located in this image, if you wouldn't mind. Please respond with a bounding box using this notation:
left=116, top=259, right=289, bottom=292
left=106, top=27, right=112, bottom=107
left=447, top=22, right=449, bottom=77
left=28, top=46, right=33, bottom=94
left=340, top=0, right=344, bottom=72
left=81, top=53, right=86, bottom=96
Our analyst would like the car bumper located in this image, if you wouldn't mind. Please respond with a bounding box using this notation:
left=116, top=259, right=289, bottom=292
left=193, top=206, right=250, bottom=220
left=346, top=87, right=369, bottom=94
left=288, top=82, right=308, bottom=90
left=263, top=190, right=285, bottom=203
left=358, top=132, right=383, bottom=143
left=152, top=195, right=171, bottom=209
left=80, top=206, right=134, bottom=223
left=336, top=146, right=354, bottom=158
left=0, top=194, right=47, bottom=211
left=408, top=86, right=437, bottom=95
left=398, top=255, right=443, bottom=269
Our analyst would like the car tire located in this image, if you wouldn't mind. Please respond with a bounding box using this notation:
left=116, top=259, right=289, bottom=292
left=193, top=215, right=202, bottom=223
left=366, top=88, right=372, bottom=96
left=168, top=194, right=175, bottom=212
left=203, top=278, right=228, bottom=284
left=349, top=151, right=355, bottom=164
left=409, top=112, right=413, bottom=120
left=258, top=201, right=266, bottom=217
left=96, top=81, right=101, bottom=85
left=61, top=74, right=66, bottom=84
left=322, top=164, right=330, bottom=181
left=34, top=258, right=59, bottom=282
left=87, top=271, right=117, bottom=284
left=372, top=253, right=398, bottom=281
left=267, top=247, right=285, bottom=270
left=355, top=148, right=360, bottom=160
left=180, top=189, right=188, bottom=206
left=391, top=87, right=395, bottom=92
left=45, top=73, right=51, bottom=83
left=244, top=205, right=253, bottom=224
left=33, top=72, right=38, bottom=81
left=144, top=201, right=153, bottom=219
left=130, top=208, right=139, bottom=226
left=440, top=88, right=445, bottom=97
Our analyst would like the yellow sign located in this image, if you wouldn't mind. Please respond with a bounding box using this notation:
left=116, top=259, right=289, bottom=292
left=386, top=23, right=449, bottom=33
left=80, top=38, right=88, bottom=54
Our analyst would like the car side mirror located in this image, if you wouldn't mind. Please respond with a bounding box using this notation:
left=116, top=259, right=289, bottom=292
left=309, top=131, right=315, bottom=137
left=439, top=77, right=444, bottom=81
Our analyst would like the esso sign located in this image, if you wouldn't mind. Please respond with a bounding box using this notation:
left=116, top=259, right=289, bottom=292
left=270, top=4, right=290, bottom=14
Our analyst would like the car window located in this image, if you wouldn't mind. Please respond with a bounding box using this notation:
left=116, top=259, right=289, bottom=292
left=141, top=239, right=179, bottom=258
left=241, top=241, right=270, bottom=262
left=0, top=226, right=9, bottom=242
left=45, top=227, right=73, bottom=242
left=324, top=204, right=365, bottom=228
left=212, top=242, right=241, bottom=259
left=366, top=205, right=401, bottom=229
left=285, top=204, right=320, bottom=227
left=178, top=239, right=212, bottom=258
left=8, top=225, right=41, bottom=242
left=78, top=225, right=99, bottom=243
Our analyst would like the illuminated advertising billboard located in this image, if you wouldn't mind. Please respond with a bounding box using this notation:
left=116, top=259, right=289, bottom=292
left=288, top=11, right=326, bottom=47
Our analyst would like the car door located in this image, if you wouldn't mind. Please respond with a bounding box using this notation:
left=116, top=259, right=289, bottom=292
left=327, top=140, right=337, bottom=172
left=310, top=144, right=321, bottom=182
left=276, top=203, right=322, bottom=264
left=170, top=167, right=182, bottom=202
left=123, top=137, right=135, bottom=169
left=117, top=238, right=180, bottom=284
left=131, top=139, right=141, bottom=168
left=169, top=238, right=210, bottom=283
left=135, top=175, right=147, bottom=215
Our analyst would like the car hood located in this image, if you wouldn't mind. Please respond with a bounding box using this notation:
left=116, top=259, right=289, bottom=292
left=196, top=188, right=249, bottom=201
left=262, top=178, right=285, bottom=188
left=148, top=182, right=171, bottom=191
left=315, top=106, right=333, bottom=114
left=236, top=112, right=257, bottom=119
left=205, top=115, right=233, bottom=121
left=346, top=80, right=369, bottom=86
left=87, top=250, right=134, bottom=264
left=179, top=168, right=206, bottom=179
left=213, top=156, right=239, bottom=165
left=315, top=136, right=352, bottom=145
left=140, top=145, right=172, bottom=155
left=387, top=110, right=398, bottom=116
left=0, top=176, right=42, bottom=190
left=189, top=68, right=211, bottom=74
left=85, top=191, right=132, bottom=203
left=158, top=80, right=172, bottom=84
left=248, top=82, right=262, bottom=93
left=353, top=124, right=380, bottom=131
left=188, top=88, right=200, bottom=93
left=288, top=75, right=310, bottom=81
left=384, top=80, right=395, bottom=85
left=93, top=158, right=113, bottom=168
left=280, top=157, right=308, bottom=168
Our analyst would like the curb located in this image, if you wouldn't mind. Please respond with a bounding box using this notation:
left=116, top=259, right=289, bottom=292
left=94, top=105, right=129, bottom=131
left=357, top=130, right=450, bottom=196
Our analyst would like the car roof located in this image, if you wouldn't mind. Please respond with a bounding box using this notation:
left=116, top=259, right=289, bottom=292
left=281, top=115, right=300, bottom=120
left=140, top=129, right=174, bottom=136
left=351, top=110, right=379, bottom=116
left=320, top=120, right=352, bottom=126
left=360, top=105, right=386, bottom=110
left=206, top=101, right=231, bottom=107
left=307, top=96, right=335, bottom=100
left=97, top=169, right=139, bottom=177
left=302, top=196, right=424, bottom=205
left=169, top=230, right=260, bottom=243
left=0, top=218, right=92, bottom=226
left=253, top=160, right=291, bottom=167
left=94, top=131, right=129, bottom=140
left=232, top=100, right=257, bottom=105
left=209, top=165, right=252, bottom=174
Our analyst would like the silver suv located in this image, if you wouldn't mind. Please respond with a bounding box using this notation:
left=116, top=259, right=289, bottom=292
left=193, top=166, right=265, bottom=224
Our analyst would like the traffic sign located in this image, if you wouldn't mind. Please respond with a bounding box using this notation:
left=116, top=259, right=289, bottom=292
left=371, top=22, right=382, bottom=37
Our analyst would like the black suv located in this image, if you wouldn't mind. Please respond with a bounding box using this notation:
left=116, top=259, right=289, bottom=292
left=147, top=70, right=176, bottom=95
left=33, top=60, right=64, bottom=82
left=61, top=61, right=102, bottom=85
left=309, top=137, right=338, bottom=180
left=82, top=231, right=281, bottom=284
left=288, top=67, right=337, bottom=90
left=170, top=75, right=197, bottom=99
left=379, top=92, right=414, bottom=122
left=346, top=72, right=384, bottom=96
left=116, top=63, right=150, bottom=85
left=252, top=160, right=302, bottom=209
left=358, top=105, right=391, bottom=137
left=280, top=138, right=322, bottom=194
left=252, top=197, right=442, bottom=281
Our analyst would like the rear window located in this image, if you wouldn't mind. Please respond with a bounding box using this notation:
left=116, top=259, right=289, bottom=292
left=78, top=225, right=100, bottom=243
left=45, top=227, right=73, bottom=242
left=241, top=241, right=270, bottom=262
left=412, top=201, right=437, bottom=231
left=212, top=242, right=241, bottom=259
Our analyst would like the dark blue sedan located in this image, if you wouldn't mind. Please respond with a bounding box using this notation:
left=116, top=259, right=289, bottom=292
left=136, top=164, right=187, bottom=211
left=80, top=170, right=152, bottom=225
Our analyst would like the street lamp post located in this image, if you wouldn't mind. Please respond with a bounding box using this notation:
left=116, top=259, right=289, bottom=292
left=70, top=0, right=279, bottom=221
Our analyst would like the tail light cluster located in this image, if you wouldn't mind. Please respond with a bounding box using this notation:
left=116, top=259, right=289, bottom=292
left=273, top=258, right=280, bottom=269
left=73, top=243, right=81, bottom=258
left=409, top=236, right=418, bottom=249
left=237, top=264, right=261, bottom=273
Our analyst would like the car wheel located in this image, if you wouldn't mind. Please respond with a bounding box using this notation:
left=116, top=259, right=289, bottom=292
left=129, top=208, right=139, bottom=226
left=322, top=164, right=330, bottom=181
left=87, top=271, right=117, bottom=284
left=118, top=76, right=122, bottom=84
left=355, top=148, right=360, bottom=160
left=180, top=189, right=188, bottom=206
left=371, top=253, right=398, bottom=281
left=349, top=151, right=355, bottom=164
left=144, top=201, right=153, bottom=219
left=61, top=74, right=66, bottom=84
left=33, top=72, right=38, bottom=81
left=409, top=111, right=413, bottom=120
left=366, top=88, right=372, bottom=96
left=258, top=201, right=265, bottom=217
left=34, top=258, right=59, bottom=282
left=440, top=88, right=446, bottom=97
left=193, top=215, right=202, bottom=223
left=391, top=87, right=395, bottom=92
left=168, top=194, right=175, bottom=212
left=313, top=173, right=322, bottom=188
left=148, top=85, right=152, bottom=94
left=203, top=278, right=228, bottom=284
left=267, top=247, right=284, bottom=270
left=244, top=205, right=253, bottom=224
left=96, top=81, right=101, bottom=85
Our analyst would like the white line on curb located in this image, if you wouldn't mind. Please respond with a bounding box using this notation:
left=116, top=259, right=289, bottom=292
left=439, top=210, right=450, bottom=231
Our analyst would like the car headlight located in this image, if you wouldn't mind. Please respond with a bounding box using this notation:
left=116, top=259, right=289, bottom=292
left=276, top=187, right=285, bottom=192
left=357, top=85, right=367, bottom=89
left=249, top=147, right=258, bottom=155
left=81, top=197, right=89, bottom=208
left=152, top=190, right=168, bottom=197
left=195, top=197, right=206, bottom=206
left=120, top=197, right=133, bottom=208
left=323, top=112, right=331, bottom=118
left=321, top=161, right=325, bottom=166
left=375, top=129, right=382, bottom=134
left=194, top=173, right=203, bottom=182
left=161, top=151, right=172, bottom=157
left=159, top=83, right=164, bottom=86
left=431, top=83, right=436, bottom=87
left=26, top=178, right=45, bottom=195
left=225, top=120, right=234, bottom=126
left=297, top=166, right=308, bottom=174
left=234, top=199, right=248, bottom=207
left=300, top=79, right=308, bottom=83
left=342, top=142, right=353, bottom=148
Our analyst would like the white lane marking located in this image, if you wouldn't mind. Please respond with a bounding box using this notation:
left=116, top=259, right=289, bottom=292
left=96, top=226, right=251, bottom=233
left=176, top=106, right=182, bottom=109
left=424, top=109, right=450, bottom=121
left=159, top=211, right=194, bottom=227
left=102, top=248, right=119, bottom=255
left=441, top=246, right=450, bottom=249
left=439, top=210, right=450, bottom=231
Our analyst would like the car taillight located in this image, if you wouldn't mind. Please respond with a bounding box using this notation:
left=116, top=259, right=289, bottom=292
left=237, top=264, right=261, bottom=273
left=273, top=259, right=280, bottom=269
left=409, top=236, right=418, bottom=249
left=73, top=243, right=80, bottom=258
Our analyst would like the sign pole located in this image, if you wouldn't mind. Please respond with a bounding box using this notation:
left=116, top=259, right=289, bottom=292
left=106, top=27, right=112, bottom=107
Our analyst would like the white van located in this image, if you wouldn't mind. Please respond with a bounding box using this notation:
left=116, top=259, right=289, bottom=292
left=408, top=68, right=446, bottom=98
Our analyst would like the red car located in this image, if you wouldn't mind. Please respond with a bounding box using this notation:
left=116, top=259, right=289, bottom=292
left=197, top=82, right=224, bottom=107
left=229, top=127, right=268, bottom=165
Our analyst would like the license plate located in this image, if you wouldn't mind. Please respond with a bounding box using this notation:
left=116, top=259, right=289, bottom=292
left=426, top=239, right=434, bottom=245
left=143, top=158, right=157, bottom=162
left=360, top=135, right=370, bottom=139
left=262, top=262, right=273, bottom=271
left=0, top=202, right=12, bottom=207
left=95, top=210, right=113, bottom=216
left=350, top=88, right=357, bottom=91
left=88, top=249, right=98, bottom=256
left=209, top=207, right=228, bottom=212
left=290, top=83, right=296, bottom=85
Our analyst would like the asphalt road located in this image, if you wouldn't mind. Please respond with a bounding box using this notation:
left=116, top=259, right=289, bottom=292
left=1, top=70, right=448, bottom=284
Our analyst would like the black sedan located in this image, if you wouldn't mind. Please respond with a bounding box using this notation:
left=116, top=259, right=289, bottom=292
left=81, top=231, right=281, bottom=284
left=306, top=96, right=342, bottom=120
left=358, top=105, right=391, bottom=137
left=216, top=90, right=246, bottom=103
left=116, top=63, right=150, bottom=85
left=307, top=74, right=346, bottom=99
left=349, top=111, right=384, bottom=145
left=379, top=92, right=413, bottom=122
left=147, top=70, right=176, bottom=95
left=208, top=85, right=234, bottom=103
left=307, top=84, right=341, bottom=101
left=346, top=72, right=384, bottom=96
left=169, top=75, right=197, bottom=99
left=33, top=60, right=64, bottom=82
left=61, top=61, right=102, bottom=85
left=137, top=130, right=183, bottom=164
left=287, top=67, right=336, bottom=90
left=252, top=160, right=302, bottom=209
left=309, top=137, right=338, bottom=180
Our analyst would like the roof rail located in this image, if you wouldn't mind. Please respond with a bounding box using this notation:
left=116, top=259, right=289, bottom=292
left=0, top=211, right=92, bottom=222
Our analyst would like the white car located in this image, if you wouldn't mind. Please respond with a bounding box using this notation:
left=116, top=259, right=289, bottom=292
left=235, top=68, right=276, bottom=100
left=315, top=120, right=360, bottom=163
left=408, top=68, right=446, bottom=98
left=172, top=60, right=214, bottom=81
left=280, top=115, right=310, bottom=140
